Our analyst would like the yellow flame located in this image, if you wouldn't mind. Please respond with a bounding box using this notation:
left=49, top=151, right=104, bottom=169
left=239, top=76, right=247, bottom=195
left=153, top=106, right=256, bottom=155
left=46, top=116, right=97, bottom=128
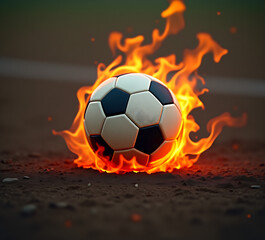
left=53, top=0, right=246, bottom=174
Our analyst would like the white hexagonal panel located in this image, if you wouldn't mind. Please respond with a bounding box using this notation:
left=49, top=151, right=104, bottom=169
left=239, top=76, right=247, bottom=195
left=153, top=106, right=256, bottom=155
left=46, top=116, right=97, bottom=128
left=101, top=114, right=138, bottom=150
left=169, top=88, right=181, bottom=112
left=150, top=140, right=175, bottom=162
left=84, top=102, right=106, bottom=135
left=116, top=73, right=151, bottom=94
left=90, top=77, right=116, bottom=101
left=159, top=104, right=182, bottom=140
left=126, top=91, right=163, bottom=128
left=112, top=148, right=149, bottom=166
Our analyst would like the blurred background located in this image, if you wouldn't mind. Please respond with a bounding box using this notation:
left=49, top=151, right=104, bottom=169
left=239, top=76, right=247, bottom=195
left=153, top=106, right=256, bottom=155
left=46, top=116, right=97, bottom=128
left=0, top=0, right=264, bottom=151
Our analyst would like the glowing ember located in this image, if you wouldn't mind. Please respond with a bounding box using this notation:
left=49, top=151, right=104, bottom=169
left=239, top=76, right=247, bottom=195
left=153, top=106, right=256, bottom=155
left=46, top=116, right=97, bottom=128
left=53, top=0, right=246, bottom=174
left=230, top=26, right=238, bottom=34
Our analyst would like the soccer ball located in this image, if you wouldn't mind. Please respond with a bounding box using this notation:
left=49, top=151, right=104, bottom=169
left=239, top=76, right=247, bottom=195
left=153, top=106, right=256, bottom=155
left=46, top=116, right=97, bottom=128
left=84, top=73, right=182, bottom=166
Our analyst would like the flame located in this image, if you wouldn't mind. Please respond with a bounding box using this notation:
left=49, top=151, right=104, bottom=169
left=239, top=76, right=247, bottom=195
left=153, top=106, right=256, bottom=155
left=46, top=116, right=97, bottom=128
left=53, top=0, right=247, bottom=174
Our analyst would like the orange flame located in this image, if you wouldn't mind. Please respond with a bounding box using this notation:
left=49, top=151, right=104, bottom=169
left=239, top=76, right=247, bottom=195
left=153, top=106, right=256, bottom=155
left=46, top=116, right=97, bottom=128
left=53, top=0, right=247, bottom=174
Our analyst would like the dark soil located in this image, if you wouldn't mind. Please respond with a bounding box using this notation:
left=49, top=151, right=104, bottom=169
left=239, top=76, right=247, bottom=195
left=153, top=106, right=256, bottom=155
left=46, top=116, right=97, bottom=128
left=1, top=142, right=265, bottom=240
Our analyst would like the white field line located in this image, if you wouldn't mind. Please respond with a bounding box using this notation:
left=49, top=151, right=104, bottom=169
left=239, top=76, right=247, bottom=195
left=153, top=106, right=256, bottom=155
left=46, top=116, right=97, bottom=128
left=0, top=57, right=97, bottom=82
left=205, top=77, right=265, bottom=98
left=0, top=57, right=265, bottom=97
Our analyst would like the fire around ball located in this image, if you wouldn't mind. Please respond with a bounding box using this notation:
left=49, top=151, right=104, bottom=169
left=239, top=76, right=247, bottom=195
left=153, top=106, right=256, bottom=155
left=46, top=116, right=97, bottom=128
left=53, top=0, right=246, bottom=174
left=84, top=73, right=182, bottom=167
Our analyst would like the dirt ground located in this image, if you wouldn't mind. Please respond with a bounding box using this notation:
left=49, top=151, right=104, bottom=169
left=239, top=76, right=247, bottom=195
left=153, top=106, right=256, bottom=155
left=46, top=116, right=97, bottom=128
left=0, top=142, right=265, bottom=240
left=0, top=78, right=265, bottom=240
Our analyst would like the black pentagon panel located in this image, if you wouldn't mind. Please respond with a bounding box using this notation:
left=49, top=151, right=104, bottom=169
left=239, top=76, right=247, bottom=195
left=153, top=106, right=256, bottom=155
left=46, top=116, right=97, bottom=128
left=149, top=81, right=173, bottom=105
left=101, top=88, right=130, bottom=117
left=135, top=125, right=164, bottom=154
left=89, top=135, right=114, bottom=160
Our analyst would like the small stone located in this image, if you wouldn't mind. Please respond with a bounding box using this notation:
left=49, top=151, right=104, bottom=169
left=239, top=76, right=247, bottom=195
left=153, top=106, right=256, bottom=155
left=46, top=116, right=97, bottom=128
left=124, top=193, right=134, bottom=199
left=143, top=203, right=151, bottom=209
left=87, top=183, right=91, bottom=187
left=2, top=178, right=18, bottom=183
left=1, top=159, right=11, bottom=164
left=183, top=179, right=195, bottom=186
left=250, top=185, right=261, bottom=189
left=56, top=202, right=68, bottom=208
left=90, top=207, right=98, bottom=214
left=134, top=183, right=139, bottom=188
left=49, top=202, right=74, bottom=210
left=66, top=185, right=80, bottom=190
left=23, top=176, right=30, bottom=179
left=21, top=204, right=36, bottom=216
